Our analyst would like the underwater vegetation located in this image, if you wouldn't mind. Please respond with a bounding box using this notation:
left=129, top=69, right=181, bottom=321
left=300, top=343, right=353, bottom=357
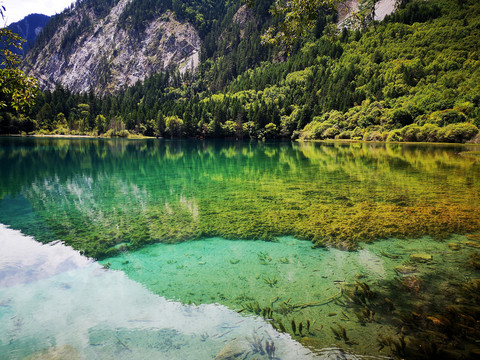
left=336, top=254, right=480, bottom=358
left=258, top=251, right=273, bottom=265
left=471, top=253, right=480, bottom=269
left=2, top=138, right=480, bottom=358
left=1, top=139, right=479, bottom=259
left=97, top=233, right=480, bottom=359
left=263, top=276, right=278, bottom=288
left=242, top=271, right=480, bottom=358
left=214, top=332, right=276, bottom=360
left=172, top=235, right=480, bottom=359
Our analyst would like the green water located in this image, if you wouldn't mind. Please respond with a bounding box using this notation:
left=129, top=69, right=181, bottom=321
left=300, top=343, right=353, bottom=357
left=1, top=137, right=480, bottom=359
left=0, top=225, right=317, bottom=360
left=103, top=235, right=480, bottom=358
left=1, top=137, right=480, bottom=257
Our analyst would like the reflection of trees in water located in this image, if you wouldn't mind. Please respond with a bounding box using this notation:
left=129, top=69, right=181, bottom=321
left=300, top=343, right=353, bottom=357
left=1, top=138, right=479, bottom=258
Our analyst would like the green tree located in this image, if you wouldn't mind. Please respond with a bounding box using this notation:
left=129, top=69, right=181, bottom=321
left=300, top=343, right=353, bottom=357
left=77, top=103, right=90, bottom=132
left=36, top=103, right=54, bottom=130
left=261, top=0, right=341, bottom=53
left=56, top=112, right=67, bottom=128
left=165, top=115, right=183, bottom=137
left=95, top=114, right=106, bottom=134
left=155, top=111, right=165, bottom=137
left=0, top=28, right=38, bottom=112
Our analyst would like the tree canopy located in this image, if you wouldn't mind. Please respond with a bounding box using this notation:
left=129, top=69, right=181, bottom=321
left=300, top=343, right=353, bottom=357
left=261, top=0, right=341, bottom=52
left=1, top=0, right=479, bottom=143
left=0, top=27, right=38, bottom=112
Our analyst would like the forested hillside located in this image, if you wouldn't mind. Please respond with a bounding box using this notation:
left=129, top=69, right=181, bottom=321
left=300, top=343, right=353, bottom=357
left=7, top=14, right=50, bottom=58
left=2, top=0, right=480, bottom=144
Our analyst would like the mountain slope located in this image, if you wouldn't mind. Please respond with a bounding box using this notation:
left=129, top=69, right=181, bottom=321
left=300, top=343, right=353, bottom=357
left=5, top=0, right=479, bottom=143
left=23, top=0, right=201, bottom=95
left=8, top=14, right=50, bottom=57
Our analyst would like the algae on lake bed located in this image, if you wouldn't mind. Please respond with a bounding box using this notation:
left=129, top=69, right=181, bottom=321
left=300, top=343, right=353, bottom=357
left=0, top=138, right=479, bottom=258
left=1, top=138, right=480, bottom=358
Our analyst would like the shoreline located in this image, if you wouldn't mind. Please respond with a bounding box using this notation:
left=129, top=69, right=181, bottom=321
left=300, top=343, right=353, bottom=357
left=1, top=133, right=480, bottom=147
left=1, top=133, right=156, bottom=139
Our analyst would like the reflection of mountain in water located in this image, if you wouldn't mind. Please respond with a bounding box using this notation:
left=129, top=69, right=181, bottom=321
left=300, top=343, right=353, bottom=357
left=0, top=138, right=479, bottom=258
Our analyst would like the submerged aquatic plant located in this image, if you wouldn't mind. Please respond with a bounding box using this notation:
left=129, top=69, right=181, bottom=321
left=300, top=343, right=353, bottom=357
left=400, top=275, right=424, bottom=293
left=377, top=334, right=406, bottom=356
left=235, top=292, right=255, bottom=302
left=263, top=276, right=278, bottom=288
left=4, top=139, right=480, bottom=360
left=8, top=140, right=480, bottom=260
left=243, top=301, right=261, bottom=315
left=330, top=324, right=349, bottom=342
left=470, top=252, right=480, bottom=269
left=257, top=251, right=272, bottom=265
left=275, top=319, right=287, bottom=333
left=262, top=306, right=273, bottom=319
left=245, top=332, right=275, bottom=359
left=265, top=339, right=275, bottom=359
left=277, top=302, right=293, bottom=315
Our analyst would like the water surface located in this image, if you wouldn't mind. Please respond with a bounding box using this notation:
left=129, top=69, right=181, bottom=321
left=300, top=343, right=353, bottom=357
left=0, top=225, right=316, bottom=360
left=0, top=137, right=479, bottom=359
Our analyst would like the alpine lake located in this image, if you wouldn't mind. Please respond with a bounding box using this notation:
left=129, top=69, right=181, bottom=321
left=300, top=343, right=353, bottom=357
left=1, top=137, right=479, bottom=360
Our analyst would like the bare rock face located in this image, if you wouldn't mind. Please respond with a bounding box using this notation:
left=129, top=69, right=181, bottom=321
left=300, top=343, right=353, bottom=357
left=338, top=0, right=396, bottom=26
left=24, top=0, right=200, bottom=95
left=232, top=4, right=253, bottom=38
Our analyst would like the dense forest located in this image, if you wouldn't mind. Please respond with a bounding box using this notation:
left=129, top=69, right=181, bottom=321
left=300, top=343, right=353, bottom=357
left=1, top=0, right=479, bottom=143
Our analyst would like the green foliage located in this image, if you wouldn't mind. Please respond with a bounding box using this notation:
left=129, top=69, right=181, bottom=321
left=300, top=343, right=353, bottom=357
left=118, top=0, right=230, bottom=37
left=438, top=123, right=478, bottom=143
left=384, top=1, right=441, bottom=25
left=0, top=28, right=38, bottom=114
left=94, top=114, right=106, bottom=134
left=385, top=122, right=478, bottom=143
left=165, top=115, right=184, bottom=137
left=261, top=0, right=341, bottom=52
left=424, top=109, right=468, bottom=127
left=6, top=0, right=480, bottom=143
left=104, top=128, right=130, bottom=137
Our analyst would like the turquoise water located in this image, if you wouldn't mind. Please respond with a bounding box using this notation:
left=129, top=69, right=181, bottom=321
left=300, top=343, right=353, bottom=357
left=102, top=235, right=480, bottom=357
left=0, top=137, right=479, bottom=358
left=0, top=225, right=320, bottom=360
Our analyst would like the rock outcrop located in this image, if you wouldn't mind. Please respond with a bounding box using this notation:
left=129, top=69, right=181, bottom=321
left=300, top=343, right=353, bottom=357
left=23, top=0, right=200, bottom=95
left=232, top=4, right=253, bottom=38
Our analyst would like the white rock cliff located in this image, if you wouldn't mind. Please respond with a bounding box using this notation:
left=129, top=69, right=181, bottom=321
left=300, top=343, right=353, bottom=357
left=24, top=0, right=200, bottom=95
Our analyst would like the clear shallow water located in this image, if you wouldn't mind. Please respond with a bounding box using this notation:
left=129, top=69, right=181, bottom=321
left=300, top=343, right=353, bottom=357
left=0, top=137, right=480, bottom=359
left=1, top=137, right=479, bottom=258
left=0, top=225, right=322, bottom=360
left=102, top=235, right=480, bottom=358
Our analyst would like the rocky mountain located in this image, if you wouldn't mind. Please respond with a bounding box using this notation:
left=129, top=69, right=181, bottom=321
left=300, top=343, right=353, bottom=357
left=338, top=0, right=396, bottom=24
left=21, top=0, right=394, bottom=97
left=8, top=14, right=50, bottom=57
left=23, top=0, right=201, bottom=95
left=232, top=4, right=254, bottom=39
left=6, top=0, right=479, bottom=144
